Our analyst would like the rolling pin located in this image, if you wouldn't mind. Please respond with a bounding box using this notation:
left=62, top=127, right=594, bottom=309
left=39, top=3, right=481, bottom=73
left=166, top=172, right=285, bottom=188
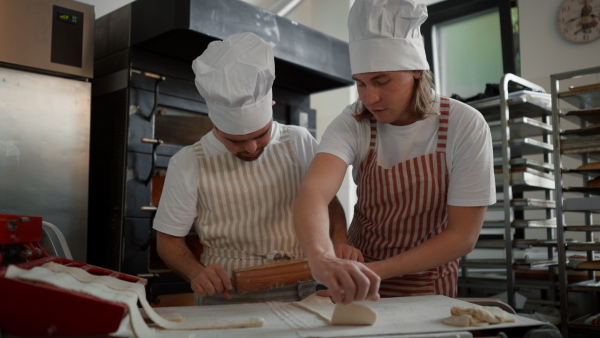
left=231, top=258, right=314, bottom=294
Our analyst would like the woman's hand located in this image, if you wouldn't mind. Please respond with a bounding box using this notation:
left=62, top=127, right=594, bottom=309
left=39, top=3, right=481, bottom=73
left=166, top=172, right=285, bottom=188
left=190, top=264, right=233, bottom=299
left=308, top=255, right=380, bottom=304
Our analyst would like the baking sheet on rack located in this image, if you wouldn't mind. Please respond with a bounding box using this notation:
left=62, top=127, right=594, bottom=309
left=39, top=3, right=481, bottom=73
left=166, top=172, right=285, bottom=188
left=141, top=296, right=546, bottom=338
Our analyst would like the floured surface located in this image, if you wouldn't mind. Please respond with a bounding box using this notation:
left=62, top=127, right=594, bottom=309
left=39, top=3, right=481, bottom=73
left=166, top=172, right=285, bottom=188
left=135, top=295, right=546, bottom=338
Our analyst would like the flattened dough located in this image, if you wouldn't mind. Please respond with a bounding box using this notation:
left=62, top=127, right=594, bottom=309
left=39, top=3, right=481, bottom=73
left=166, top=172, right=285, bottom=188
left=292, top=293, right=377, bottom=326
left=443, top=306, right=515, bottom=327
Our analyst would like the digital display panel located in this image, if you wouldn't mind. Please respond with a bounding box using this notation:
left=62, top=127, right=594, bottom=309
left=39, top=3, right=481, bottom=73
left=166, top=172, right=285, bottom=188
left=57, top=11, right=77, bottom=24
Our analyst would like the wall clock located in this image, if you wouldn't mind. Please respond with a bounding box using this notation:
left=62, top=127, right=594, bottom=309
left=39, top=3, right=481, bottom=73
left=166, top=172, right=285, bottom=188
left=557, top=0, right=600, bottom=43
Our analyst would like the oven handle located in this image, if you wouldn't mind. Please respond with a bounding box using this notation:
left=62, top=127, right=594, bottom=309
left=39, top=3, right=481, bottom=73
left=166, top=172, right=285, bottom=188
left=133, top=70, right=166, bottom=122
left=141, top=138, right=164, bottom=186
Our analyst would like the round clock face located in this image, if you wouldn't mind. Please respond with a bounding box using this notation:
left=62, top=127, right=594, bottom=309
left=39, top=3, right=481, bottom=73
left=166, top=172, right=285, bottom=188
left=557, top=0, right=600, bottom=43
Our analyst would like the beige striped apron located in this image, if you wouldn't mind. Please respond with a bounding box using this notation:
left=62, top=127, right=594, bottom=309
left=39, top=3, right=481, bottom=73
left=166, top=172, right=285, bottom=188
left=192, top=126, right=311, bottom=304
left=348, top=96, right=459, bottom=298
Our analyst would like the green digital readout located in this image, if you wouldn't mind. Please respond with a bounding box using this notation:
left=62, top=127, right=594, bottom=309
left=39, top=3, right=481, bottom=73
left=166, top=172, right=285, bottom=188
left=57, top=12, right=78, bottom=24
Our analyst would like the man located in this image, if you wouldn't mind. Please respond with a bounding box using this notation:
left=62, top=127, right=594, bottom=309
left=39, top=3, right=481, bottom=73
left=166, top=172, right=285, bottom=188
left=153, top=32, right=346, bottom=305
left=294, top=0, right=495, bottom=304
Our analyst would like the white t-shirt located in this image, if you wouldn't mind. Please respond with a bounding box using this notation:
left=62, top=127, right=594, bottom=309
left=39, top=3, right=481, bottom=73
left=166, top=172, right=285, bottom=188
left=318, top=94, right=496, bottom=207
left=153, top=122, right=318, bottom=237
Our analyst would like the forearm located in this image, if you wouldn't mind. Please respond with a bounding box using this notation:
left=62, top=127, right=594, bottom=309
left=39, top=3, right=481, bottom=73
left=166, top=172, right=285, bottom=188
left=294, top=186, right=336, bottom=260
left=156, top=231, right=204, bottom=282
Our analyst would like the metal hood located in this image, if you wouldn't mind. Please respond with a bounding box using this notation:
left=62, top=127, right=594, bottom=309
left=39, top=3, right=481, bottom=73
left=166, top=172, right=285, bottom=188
left=128, top=0, right=353, bottom=94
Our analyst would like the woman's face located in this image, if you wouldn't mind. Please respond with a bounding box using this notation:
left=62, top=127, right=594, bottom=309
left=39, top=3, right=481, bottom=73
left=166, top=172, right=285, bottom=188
left=353, top=70, right=421, bottom=126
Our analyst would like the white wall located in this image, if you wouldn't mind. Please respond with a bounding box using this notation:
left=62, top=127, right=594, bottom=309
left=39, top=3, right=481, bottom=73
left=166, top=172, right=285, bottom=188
left=75, top=0, right=135, bottom=18
left=519, top=0, right=600, bottom=91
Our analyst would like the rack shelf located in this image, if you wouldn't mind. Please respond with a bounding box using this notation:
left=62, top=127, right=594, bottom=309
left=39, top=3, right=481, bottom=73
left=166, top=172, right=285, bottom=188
left=551, top=66, right=600, bottom=338
left=461, top=74, right=556, bottom=313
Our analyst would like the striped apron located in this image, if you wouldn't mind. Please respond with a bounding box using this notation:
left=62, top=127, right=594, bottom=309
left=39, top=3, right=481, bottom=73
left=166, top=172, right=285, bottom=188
left=348, top=97, right=459, bottom=298
left=192, top=126, right=310, bottom=304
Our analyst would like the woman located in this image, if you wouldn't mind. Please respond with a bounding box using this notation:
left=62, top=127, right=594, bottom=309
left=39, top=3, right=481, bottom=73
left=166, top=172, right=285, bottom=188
left=293, top=0, right=495, bottom=305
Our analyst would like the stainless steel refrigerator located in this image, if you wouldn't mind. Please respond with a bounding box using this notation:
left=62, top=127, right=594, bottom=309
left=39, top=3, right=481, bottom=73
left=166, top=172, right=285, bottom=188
left=0, top=0, right=94, bottom=262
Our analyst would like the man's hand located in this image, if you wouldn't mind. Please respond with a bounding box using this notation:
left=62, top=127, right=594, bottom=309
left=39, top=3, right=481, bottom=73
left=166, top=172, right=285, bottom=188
left=190, top=264, right=233, bottom=299
left=308, top=255, right=380, bottom=305
left=333, top=242, right=364, bottom=262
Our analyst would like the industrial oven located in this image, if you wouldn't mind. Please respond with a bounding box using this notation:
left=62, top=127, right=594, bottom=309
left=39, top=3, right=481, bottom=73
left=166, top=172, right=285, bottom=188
left=88, top=0, right=353, bottom=302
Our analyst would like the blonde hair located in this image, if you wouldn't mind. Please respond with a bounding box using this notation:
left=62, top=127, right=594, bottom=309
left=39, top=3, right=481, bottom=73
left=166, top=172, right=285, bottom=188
left=353, top=70, right=436, bottom=122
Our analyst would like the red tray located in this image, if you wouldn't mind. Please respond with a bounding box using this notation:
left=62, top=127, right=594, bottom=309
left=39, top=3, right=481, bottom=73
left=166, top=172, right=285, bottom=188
left=0, top=256, right=147, bottom=336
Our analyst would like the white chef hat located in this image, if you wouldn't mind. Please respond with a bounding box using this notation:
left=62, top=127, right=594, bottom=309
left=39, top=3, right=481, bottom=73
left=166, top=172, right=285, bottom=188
left=348, top=0, right=429, bottom=74
left=192, top=32, right=275, bottom=135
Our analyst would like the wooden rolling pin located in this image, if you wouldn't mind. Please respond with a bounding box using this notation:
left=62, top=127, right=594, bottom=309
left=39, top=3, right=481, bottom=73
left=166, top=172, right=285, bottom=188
left=232, top=258, right=314, bottom=294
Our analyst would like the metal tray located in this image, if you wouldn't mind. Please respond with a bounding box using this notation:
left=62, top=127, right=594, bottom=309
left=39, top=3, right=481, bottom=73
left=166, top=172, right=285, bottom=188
left=564, top=167, right=600, bottom=175
left=569, top=280, right=600, bottom=292
left=561, top=134, right=600, bottom=154
left=564, top=197, right=600, bottom=212
left=493, top=138, right=554, bottom=157
left=494, top=158, right=554, bottom=172
left=512, top=219, right=557, bottom=228
left=565, top=187, right=600, bottom=195
left=569, top=313, right=600, bottom=334
left=566, top=242, right=600, bottom=252
left=490, top=198, right=556, bottom=210
left=468, top=90, right=552, bottom=120
left=481, top=219, right=556, bottom=229
left=562, top=124, right=600, bottom=136
left=559, top=83, right=600, bottom=108
left=475, top=239, right=555, bottom=249
left=495, top=169, right=555, bottom=192
left=565, top=108, right=600, bottom=124
left=488, top=117, right=553, bottom=141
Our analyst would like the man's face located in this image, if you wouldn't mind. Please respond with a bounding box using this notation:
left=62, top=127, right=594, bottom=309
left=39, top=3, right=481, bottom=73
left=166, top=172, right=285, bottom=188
left=213, top=120, right=273, bottom=161
left=353, top=70, right=421, bottom=126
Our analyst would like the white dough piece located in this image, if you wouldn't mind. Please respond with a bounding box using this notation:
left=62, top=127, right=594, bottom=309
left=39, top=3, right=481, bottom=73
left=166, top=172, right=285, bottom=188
left=292, top=293, right=377, bottom=326
left=442, top=306, right=515, bottom=327
left=331, top=303, right=377, bottom=326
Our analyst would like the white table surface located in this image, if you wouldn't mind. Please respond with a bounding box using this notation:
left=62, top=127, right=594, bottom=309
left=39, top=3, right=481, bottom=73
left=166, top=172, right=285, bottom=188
left=129, top=295, right=548, bottom=338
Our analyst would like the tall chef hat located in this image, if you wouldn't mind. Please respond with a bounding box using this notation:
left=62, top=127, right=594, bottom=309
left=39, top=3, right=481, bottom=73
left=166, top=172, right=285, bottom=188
left=192, top=32, right=275, bottom=135
left=348, top=0, right=429, bottom=74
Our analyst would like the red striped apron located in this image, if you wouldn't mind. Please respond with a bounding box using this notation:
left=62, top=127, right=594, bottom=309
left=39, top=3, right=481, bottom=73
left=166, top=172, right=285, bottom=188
left=348, top=96, right=458, bottom=298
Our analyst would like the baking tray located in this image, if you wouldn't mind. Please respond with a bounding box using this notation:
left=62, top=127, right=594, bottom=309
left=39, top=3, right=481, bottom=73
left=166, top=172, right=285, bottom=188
left=480, top=219, right=557, bottom=229
left=562, top=124, right=600, bottom=136
left=564, top=167, right=600, bottom=175
left=468, top=90, right=552, bottom=120
left=495, top=168, right=556, bottom=192
left=490, top=198, right=556, bottom=210
left=564, top=197, right=600, bottom=212
left=566, top=242, right=600, bottom=251
left=512, top=219, right=557, bottom=228
left=569, top=313, right=600, bottom=334
left=493, top=138, right=554, bottom=157
left=565, top=108, right=600, bottom=124
left=559, top=83, right=600, bottom=108
left=565, top=187, right=600, bottom=195
left=569, top=280, right=600, bottom=292
left=494, top=158, right=555, bottom=172
left=488, top=117, right=553, bottom=141
left=560, top=134, right=600, bottom=154
left=475, top=239, right=555, bottom=249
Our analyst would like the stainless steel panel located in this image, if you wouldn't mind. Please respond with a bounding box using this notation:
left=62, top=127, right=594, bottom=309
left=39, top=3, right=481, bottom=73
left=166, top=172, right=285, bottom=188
left=0, top=0, right=94, bottom=78
left=0, top=67, right=90, bottom=262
